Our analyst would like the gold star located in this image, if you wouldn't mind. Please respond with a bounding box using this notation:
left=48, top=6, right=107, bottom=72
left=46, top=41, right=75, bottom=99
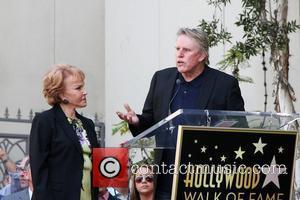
left=234, top=146, right=245, bottom=160
left=262, top=155, right=286, bottom=189
left=201, top=146, right=207, bottom=153
left=220, top=155, right=226, bottom=162
left=278, top=147, right=284, bottom=153
left=253, top=137, right=267, bottom=154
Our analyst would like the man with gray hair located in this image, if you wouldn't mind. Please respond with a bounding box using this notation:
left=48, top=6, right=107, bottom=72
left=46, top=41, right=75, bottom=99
left=3, top=156, right=33, bottom=200
left=117, top=27, right=245, bottom=199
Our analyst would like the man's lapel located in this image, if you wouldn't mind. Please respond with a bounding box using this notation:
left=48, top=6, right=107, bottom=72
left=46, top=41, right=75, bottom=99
left=196, top=67, right=217, bottom=109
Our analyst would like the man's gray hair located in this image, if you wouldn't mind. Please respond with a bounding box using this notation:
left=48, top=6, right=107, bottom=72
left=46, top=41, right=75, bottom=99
left=177, top=27, right=209, bottom=64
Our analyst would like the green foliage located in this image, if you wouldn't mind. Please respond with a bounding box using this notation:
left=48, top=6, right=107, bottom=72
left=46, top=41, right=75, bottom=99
left=207, top=0, right=230, bottom=8
left=131, top=147, right=155, bottom=166
left=112, top=120, right=129, bottom=136
left=198, top=0, right=300, bottom=82
left=198, top=19, right=232, bottom=47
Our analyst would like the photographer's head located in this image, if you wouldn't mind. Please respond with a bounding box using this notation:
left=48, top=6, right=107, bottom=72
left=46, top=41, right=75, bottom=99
left=16, top=156, right=31, bottom=189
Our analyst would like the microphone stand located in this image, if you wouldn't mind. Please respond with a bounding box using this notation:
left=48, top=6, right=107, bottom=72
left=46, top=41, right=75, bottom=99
left=168, top=79, right=182, bottom=134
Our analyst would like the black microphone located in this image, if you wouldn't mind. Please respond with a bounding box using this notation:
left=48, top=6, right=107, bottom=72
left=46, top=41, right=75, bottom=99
left=167, top=78, right=182, bottom=134
left=168, top=79, right=182, bottom=114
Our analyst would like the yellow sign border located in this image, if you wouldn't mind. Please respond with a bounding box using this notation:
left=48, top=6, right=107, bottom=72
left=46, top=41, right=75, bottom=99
left=171, top=126, right=297, bottom=200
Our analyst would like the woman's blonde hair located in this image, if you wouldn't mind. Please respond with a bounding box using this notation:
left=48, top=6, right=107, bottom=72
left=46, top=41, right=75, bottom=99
left=42, top=64, right=85, bottom=106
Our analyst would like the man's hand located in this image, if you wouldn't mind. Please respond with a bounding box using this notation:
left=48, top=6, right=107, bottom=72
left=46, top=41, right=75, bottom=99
left=116, top=104, right=139, bottom=126
left=0, top=148, right=17, bottom=172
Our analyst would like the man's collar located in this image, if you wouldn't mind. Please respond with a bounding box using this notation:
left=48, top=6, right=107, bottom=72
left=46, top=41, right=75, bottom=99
left=179, top=65, right=208, bottom=87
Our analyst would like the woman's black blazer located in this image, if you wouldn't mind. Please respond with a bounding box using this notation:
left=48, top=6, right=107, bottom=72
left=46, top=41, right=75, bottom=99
left=29, top=104, right=99, bottom=200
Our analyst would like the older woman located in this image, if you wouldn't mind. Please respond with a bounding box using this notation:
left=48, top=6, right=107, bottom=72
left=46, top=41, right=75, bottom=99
left=130, top=165, right=155, bottom=200
left=29, top=64, right=99, bottom=200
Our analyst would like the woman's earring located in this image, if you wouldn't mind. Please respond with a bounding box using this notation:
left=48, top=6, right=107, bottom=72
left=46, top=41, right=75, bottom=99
left=62, top=99, right=69, bottom=104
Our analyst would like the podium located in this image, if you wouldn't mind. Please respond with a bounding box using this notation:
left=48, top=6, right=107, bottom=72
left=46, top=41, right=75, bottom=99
left=123, top=109, right=298, bottom=199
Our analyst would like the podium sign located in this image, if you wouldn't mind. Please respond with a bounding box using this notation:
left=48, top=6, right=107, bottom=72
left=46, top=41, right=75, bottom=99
left=172, top=126, right=297, bottom=200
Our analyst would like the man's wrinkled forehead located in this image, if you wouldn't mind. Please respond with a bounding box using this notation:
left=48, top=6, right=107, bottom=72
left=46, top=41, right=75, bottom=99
left=17, top=156, right=30, bottom=169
